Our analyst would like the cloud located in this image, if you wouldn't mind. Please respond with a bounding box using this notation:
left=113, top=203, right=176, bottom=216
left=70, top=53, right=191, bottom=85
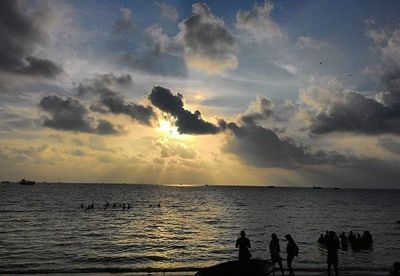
left=366, top=24, right=400, bottom=106
left=0, top=109, right=40, bottom=133
left=156, top=1, right=178, bottom=22
left=176, top=3, right=238, bottom=74
left=225, top=121, right=348, bottom=169
left=300, top=76, right=400, bottom=135
left=120, top=25, right=187, bottom=77
left=378, top=136, right=400, bottom=155
left=156, top=141, right=196, bottom=159
left=77, top=73, right=133, bottom=97
left=148, top=86, right=221, bottom=134
left=236, top=1, right=285, bottom=44
left=0, top=0, right=62, bottom=78
left=113, top=7, right=135, bottom=33
left=0, top=144, right=49, bottom=163
left=77, top=74, right=156, bottom=125
left=39, top=95, right=119, bottom=134
left=314, top=92, right=400, bottom=135
left=93, top=90, right=155, bottom=126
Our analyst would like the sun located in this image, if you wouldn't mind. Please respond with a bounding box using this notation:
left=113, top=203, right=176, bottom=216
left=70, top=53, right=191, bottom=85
left=159, top=120, right=180, bottom=138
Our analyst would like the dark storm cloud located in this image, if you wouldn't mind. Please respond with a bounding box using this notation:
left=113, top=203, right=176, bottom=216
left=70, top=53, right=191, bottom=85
left=308, top=91, right=400, bottom=135
left=177, top=3, right=238, bottom=71
left=94, top=90, right=155, bottom=126
left=39, top=95, right=119, bottom=135
left=148, top=86, right=220, bottom=134
left=77, top=74, right=155, bottom=125
left=0, top=0, right=62, bottom=78
left=225, top=122, right=348, bottom=168
left=77, top=73, right=133, bottom=97
left=120, top=25, right=187, bottom=77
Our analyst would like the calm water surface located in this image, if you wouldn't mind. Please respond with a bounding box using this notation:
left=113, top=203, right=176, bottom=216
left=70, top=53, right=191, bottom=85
left=0, top=183, right=399, bottom=273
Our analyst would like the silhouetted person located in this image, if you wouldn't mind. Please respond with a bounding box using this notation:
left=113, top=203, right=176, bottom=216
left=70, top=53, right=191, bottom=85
left=113, top=203, right=116, bottom=208
left=80, top=203, right=84, bottom=208
left=363, top=231, right=373, bottom=246
left=127, top=203, right=131, bottom=209
left=123, top=203, right=126, bottom=210
left=235, top=230, right=252, bottom=261
left=270, top=233, right=284, bottom=276
left=318, top=234, right=324, bottom=244
left=157, top=203, right=161, bottom=207
left=285, top=234, right=299, bottom=276
left=348, top=231, right=356, bottom=243
left=339, top=232, right=348, bottom=251
left=390, top=262, right=400, bottom=276
left=326, top=231, right=340, bottom=276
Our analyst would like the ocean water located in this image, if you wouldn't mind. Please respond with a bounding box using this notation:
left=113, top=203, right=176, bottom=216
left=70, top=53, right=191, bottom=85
left=0, top=183, right=399, bottom=274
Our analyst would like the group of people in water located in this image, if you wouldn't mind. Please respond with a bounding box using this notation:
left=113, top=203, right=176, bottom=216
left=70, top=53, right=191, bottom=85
left=80, top=202, right=162, bottom=210
left=318, top=230, right=373, bottom=251
left=80, top=202, right=132, bottom=210
left=103, top=202, right=131, bottom=210
left=236, top=231, right=298, bottom=276
left=81, top=203, right=94, bottom=210
left=235, top=230, right=382, bottom=276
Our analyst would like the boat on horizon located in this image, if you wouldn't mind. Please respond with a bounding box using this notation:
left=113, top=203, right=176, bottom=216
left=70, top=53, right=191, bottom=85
left=19, top=179, right=36, bottom=185
left=1, top=181, right=11, bottom=184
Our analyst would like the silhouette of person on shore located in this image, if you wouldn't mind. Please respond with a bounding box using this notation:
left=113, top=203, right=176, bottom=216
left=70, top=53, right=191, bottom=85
left=362, top=231, right=373, bottom=246
left=390, top=262, right=400, bottom=276
left=339, top=232, right=348, bottom=251
left=285, top=234, right=299, bottom=276
left=235, top=230, right=252, bottom=261
left=270, top=233, right=285, bottom=276
left=326, top=231, right=340, bottom=276
left=318, top=234, right=324, bottom=244
left=348, top=231, right=356, bottom=243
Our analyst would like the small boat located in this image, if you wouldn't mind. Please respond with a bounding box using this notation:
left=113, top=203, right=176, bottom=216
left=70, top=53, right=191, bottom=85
left=333, top=187, right=340, bottom=190
left=19, top=179, right=36, bottom=185
left=195, top=259, right=274, bottom=276
left=313, top=186, right=322, bottom=189
left=1, top=181, right=10, bottom=184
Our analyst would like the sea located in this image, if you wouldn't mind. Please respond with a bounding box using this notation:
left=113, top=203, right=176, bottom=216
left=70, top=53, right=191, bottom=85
left=0, top=183, right=399, bottom=274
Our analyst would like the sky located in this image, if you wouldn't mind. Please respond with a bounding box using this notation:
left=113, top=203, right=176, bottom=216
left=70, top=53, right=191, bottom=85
left=2, top=0, right=400, bottom=188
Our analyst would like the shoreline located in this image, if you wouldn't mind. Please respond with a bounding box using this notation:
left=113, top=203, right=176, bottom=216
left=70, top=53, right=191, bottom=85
left=1, top=269, right=390, bottom=276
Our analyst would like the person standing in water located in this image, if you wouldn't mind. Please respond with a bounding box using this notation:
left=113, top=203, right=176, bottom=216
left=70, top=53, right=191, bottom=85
left=326, top=231, right=340, bottom=276
left=270, top=233, right=285, bottom=276
left=285, top=234, right=299, bottom=276
left=235, top=230, right=252, bottom=261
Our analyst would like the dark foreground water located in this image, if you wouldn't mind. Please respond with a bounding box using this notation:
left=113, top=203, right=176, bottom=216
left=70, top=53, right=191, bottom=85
left=0, top=183, right=399, bottom=274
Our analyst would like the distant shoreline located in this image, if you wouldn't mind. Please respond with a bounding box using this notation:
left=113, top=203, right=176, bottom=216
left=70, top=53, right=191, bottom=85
left=1, top=181, right=399, bottom=191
